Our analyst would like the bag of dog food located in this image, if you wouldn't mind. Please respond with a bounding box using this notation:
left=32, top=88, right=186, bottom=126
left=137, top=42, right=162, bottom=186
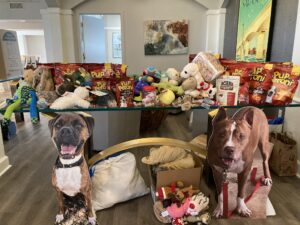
left=267, top=65, right=300, bottom=105
left=216, top=76, right=240, bottom=106
left=115, top=78, right=134, bottom=107
left=192, top=52, right=225, bottom=82
left=248, top=63, right=273, bottom=105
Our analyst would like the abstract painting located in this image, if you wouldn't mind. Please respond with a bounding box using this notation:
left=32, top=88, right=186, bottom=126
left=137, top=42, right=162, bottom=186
left=144, top=20, right=188, bottom=55
left=236, top=0, right=273, bottom=62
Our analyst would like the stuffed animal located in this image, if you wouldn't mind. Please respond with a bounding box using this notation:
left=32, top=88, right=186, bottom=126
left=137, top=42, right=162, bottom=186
left=181, top=63, right=204, bottom=89
left=200, top=82, right=216, bottom=99
left=142, top=146, right=187, bottom=165
left=143, top=66, right=161, bottom=83
left=134, top=79, right=148, bottom=96
left=152, top=83, right=184, bottom=96
left=166, top=198, right=190, bottom=219
left=32, top=66, right=55, bottom=92
left=186, top=193, right=209, bottom=216
left=2, top=80, right=38, bottom=126
left=50, top=86, right=90, bottom=110
left=56, top=76, right=76, bottom=96
left=159, top=153, right=195, bottom=170
left=184, top=212, right=211, bottom=225
left=175, top=185, right=200, bottom=202
left=156, top=187, right=175, bottom=200
left=181, top=77, right=201, bottom=98
left=158, top=89, right=176, bottom=105
left=23, top=69, right=35, bottom=87
left=166, top=68, right=181, bottom=86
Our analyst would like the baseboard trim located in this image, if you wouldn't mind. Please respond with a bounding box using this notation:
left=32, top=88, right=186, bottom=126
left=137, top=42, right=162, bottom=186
left=0, top=156, right=11, bottom=177
left=297, top=160, right=300, bottom=178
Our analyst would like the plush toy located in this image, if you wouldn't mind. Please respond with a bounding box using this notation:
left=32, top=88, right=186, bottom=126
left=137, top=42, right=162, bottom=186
left=142, top=146, right=187, bottom=165
left=158, top=89, right=176, bottom=105
left=166, top=68, right=181, bottom=86
left=152, top=83, right=184, bottom=96
left=143, top=66, right=161, bottom=83
left=50, top=86, right=90, bottom=110
left=166, top=198, right=190, bottom=219
left=181, top=77, right=201, bottom=98
left=200, top=82, right=217, bottom=99
left=184, top=212, right=211, bottom=225
left=56, top=76, right=76, bottom=96
left=186, top=193, right=209, bottom=216
left=2, top=80, right=38, bottom=126
left=159, top=153, right=195, bottom=170
left=23, top=69, right=35, bottom=87
left=32, top=66, right=55, bottom=92
left=172, top=218, right=184, bottom=225
left=156, top=187, right=175, bottom=200
left=134, top=79, right=148, bottom=96
left=181, top=63, right=204, bottom=89
left=176, top=185, right=200, bottom=202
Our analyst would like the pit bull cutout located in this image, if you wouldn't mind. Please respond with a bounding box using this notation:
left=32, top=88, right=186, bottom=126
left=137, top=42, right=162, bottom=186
left=207, top=107, right=272, bottom=218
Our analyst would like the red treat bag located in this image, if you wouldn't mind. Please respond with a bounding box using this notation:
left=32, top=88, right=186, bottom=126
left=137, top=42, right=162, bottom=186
left=248, top=63, right=273, bottom=105
left=115, top=79, right=134, bottom=107
left=89, top=63, right=114, bottom=79
left=112, top=64, right=128, bottom=79
left=92, top=78, right=110, bottom=91
left=54, top=63, right=81, bottom=85
left=267, top=65, right=300, bottom=105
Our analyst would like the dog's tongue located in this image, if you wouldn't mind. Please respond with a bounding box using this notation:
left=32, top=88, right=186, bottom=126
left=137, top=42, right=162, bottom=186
left=61, top=145, right=76, bottom=155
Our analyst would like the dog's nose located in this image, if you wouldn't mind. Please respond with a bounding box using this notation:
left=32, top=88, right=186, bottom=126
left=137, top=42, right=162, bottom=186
left=224, top=146, right=235, bottom=155
left=60, top=127, right=72, bottom=136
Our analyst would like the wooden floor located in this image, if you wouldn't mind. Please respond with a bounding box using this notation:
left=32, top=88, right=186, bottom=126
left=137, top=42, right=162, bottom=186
left=0, top=113, right=300, bottom=225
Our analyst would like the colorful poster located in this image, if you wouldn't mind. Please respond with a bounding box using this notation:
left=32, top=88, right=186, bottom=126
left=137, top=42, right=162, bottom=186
left=236, top=0, right=273, bottom=62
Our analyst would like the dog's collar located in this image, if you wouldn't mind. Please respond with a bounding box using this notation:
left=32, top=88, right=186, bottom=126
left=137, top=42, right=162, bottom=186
left=55, top=156, right=84, bottom=168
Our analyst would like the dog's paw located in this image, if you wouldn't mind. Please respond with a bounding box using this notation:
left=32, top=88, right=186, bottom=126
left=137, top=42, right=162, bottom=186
left=263, top=177, right=272, bottom=186
left=213, top=203, right=223, bottom=218
left=88, top=216, right=97, bottom=225
left=55, top=214, right=64, bottom=223
left=237, top=198, right=252, bottom=217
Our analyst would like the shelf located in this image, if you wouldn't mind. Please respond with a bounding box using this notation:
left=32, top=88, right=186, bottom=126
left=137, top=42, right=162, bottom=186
left=0, top=76, right=22, bottom=83
left=1, top=104, right=300, bottom=114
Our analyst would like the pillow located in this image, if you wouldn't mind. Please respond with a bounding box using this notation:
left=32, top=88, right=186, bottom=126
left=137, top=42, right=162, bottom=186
left=91, top=152, right=149, bottom=211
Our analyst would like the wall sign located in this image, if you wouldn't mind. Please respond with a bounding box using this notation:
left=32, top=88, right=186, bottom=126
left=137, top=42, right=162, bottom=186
left=236, top=0, right=274, bottom=62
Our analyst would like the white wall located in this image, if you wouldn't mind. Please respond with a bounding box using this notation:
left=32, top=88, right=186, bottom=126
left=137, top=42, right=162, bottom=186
left=25, top=35, right=47, bottom=63
left=73, top=0, right=207, bottom=74
left=285, top=0, right=300, bottom=178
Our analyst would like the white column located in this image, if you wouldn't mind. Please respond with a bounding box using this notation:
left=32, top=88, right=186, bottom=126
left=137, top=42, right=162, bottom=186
left=0, top=129, right=11, bottom=177
left=205, top=8, right=226, bottom=55
left=284, top=0, right=300, bottom=178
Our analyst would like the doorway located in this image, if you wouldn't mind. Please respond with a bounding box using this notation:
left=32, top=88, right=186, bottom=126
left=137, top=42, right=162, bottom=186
left=80, top=14, right=122, bottom=64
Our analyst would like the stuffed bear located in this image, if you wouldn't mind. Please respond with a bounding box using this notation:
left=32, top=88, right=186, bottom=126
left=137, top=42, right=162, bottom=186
left=50, top=86, right=90, bottom=110
left=181, top=77, right=201, bottom=98
left=23, top=69, right=35, bottom=87
left=32, top=66, right=55, bottom=92
left=166, top=68, right=181, bottom=86
left=181, top=63, right=204, bottom=89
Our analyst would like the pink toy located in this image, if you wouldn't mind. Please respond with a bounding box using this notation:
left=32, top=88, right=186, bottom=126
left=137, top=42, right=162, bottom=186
left=166, top=198, right=190, bottom=219
left=172, top=218, right=184, bottom=225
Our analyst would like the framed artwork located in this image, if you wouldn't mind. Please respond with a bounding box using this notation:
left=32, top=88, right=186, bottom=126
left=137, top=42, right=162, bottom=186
left=236, top=0, right=274, bottom=62
left=112, top=32, right=122, bottom=58
left=144, top=20, right=188, bottom=55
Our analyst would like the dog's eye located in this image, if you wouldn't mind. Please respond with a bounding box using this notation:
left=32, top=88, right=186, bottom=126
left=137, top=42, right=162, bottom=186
left=75, top=124, right=83, bottom=129
left=55, top=124, right=61, bottom=129
left=239, top=133, right=245, bottom=140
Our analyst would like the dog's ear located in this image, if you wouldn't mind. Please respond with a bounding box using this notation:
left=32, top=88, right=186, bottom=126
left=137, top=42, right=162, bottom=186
left=213, top=107, right=227, bottom=125
left=243, top=110, right=254, bottom=128
left=48, top=115, right=61, bottom=136
left=80, top=115, right=94, bottom=136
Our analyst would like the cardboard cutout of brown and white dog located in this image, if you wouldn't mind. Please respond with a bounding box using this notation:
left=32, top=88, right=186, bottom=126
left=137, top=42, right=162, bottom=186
left=207, top=107, right=272, bottom=218
left=49, top=113, right=96, bottom=224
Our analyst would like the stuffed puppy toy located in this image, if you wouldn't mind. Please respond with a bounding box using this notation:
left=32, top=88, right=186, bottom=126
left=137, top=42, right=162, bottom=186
left=181, top=77, right=201, bottom=98
left=186, top=193, right=209, bottom=216
left=56, top=76, right=76, bottom=96
left=142, top=146, right=187, bottom=165
left=50, top=86, right=90, bottom=110
left=23, top=69, right=35, bottom=87
left=181, top=63, right=204, bottom=90
left=32, top=66, right=55, bottom=92
left=166, top=68, right=181, bottom=86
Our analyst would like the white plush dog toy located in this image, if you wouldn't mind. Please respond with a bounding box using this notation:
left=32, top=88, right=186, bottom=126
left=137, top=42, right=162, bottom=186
left=181, top=63, right=204, bottom=89
left=50, top=86, right=90, bottom=109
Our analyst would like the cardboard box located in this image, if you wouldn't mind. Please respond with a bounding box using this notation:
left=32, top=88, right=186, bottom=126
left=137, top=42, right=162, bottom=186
left=0, top=29, right=23, bottom=80
left=148, top=152, right=204, bottom=202
left=270, top=133, right=297, bottom=176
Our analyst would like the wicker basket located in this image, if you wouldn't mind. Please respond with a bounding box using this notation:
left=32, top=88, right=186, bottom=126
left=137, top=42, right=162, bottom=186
left=140, top=110, right=168, bottom=132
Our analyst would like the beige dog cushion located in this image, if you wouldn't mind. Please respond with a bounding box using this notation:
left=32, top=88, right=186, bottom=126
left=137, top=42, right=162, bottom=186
left=142, top=146, right=187, bottom=165
left=159, top=153, right=195, bottom=170
left=91, top=152, right=149, bottom=211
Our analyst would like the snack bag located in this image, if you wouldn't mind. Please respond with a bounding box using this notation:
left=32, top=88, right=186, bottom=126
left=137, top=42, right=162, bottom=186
left=216, top=76, right=240, bottom=106
left=54, top=63, right=81, bottom=85
left=89, top=63, right=114, bottom=79
left=267, top=65, right=300, bottom=105
left=115, top=79, right=134, bottom=107
left=113, top=64, right=128, bottom=79
left=92, top=78, right=110, bottom=91
left=248, top=63, right=273, bottom=105
left=192, top=52, right=225, bottom=82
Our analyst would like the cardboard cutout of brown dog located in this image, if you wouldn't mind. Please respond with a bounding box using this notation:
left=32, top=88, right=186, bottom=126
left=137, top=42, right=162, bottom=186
left=49, top=113, right=96, bottom=224
left=207, top=107, right=272, bottom=218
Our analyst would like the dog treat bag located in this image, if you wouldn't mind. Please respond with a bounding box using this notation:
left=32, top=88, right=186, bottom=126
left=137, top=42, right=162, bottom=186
left=113, top=64, right=128, bottom=79
left=266, top=65, right=300, bottom=105
left=216, top=76, right=240, bottom=106
left=192, top=52, right=225, bottom=82
left=54, top=63, right=82, bottom=86
left=248, top=63, right=273, bottom=105
left=115, top=79, right=134, bottom=107
left=92, top=78, right=110, bottom=91
left=89, top=63, right=114, bottom=79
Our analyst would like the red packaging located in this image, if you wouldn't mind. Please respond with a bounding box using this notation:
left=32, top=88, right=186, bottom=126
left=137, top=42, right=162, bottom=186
left=112, top=64, right=128, bottom=79
left=89, top=63, right=114, bottom=79
left=54, top=63, right=82, bottom=85
left=92, top=78, right=110, bottom=91
left=115, top=79, right=134, bottom=107
left=267, top=65, right=300, bottom=105
left=248, top=63, right=273, bottom=105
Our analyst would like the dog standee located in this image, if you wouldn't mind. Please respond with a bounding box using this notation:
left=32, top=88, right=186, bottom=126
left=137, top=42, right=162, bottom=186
left=207, top=107, right=272, bottom=218
left=49, top=113, right=97, bottom=225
